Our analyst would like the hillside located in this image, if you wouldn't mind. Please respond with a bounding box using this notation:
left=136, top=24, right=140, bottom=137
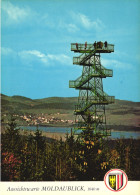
left=1, top=94, right=140, bottom=130
left=1, top=94, right=77, bottom=116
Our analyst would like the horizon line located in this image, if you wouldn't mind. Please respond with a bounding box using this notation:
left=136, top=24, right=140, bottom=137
left=1, top=93, right=140, bottom=103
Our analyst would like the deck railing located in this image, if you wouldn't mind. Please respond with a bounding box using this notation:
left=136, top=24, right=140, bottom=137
left=71, top=43, right=114, bottom=53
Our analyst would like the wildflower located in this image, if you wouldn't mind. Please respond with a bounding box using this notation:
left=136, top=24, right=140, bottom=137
left=84, top=162, right=87, bottom=166
left=2, top=152, right=22, bottom=180
left=98, top=149, right=102, bottom=154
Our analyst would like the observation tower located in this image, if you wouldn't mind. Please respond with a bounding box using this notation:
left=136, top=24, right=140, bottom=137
left=69, top=41, right=115, bottom=140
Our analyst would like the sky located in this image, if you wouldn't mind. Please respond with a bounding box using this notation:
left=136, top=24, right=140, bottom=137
left=1, top=0, right=140, bottom=102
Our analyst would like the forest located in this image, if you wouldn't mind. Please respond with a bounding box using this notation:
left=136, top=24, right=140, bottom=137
left=1, top=117, right=140, bottom=181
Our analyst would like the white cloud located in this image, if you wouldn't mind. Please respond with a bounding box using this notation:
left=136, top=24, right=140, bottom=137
left=2, top=48, right=71, bottom=67
left=18, top=50, right=48, bottom=65
left=2, top=47, right=132, bottom=70
left=27, top=50, right=46, bottom=58
left=102, top=58, right=132, bottom=69
left=66, top=23, right=79, bottom=33
left=18, top=50, right=71, bottom=66
left=71, top=12, right=105, bottom=31
left=41, top=12, right=102, bottom=33
left=2, top=1, right=30, bottom=24
left=58, top=19, right=79, bottom=33
left=78, top=14, right=91, bottom=29
left=47, top=54, right=71, bottom=65
left=1, top=47, right=15, bottom=55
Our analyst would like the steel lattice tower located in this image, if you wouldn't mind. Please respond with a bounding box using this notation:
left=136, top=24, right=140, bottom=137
left=69, top=41, right=115, bottom=140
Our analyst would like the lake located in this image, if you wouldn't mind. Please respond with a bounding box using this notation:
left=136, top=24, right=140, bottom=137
left=19, top=126, right=140, bottom=139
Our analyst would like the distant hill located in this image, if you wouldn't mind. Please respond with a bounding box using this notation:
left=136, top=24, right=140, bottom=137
left=1, top=94, right=78, bottom=115
left=1, top=94, right=140, bottom=130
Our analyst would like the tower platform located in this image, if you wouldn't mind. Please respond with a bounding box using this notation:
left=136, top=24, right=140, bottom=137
left=71, top=42, right=114, bottom=53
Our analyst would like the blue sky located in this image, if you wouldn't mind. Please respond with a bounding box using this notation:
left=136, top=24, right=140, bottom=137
left=1, top=0, right=140, bottom=101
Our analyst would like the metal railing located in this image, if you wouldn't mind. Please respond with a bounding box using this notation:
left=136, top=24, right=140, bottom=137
left=71, top=43, right=94, bottom=51
left=101, top=68, right=113, bottom=77
left=71, top=43, right=114, bottom=53
left=69, top=67, right=113, bottom=89
left=73, top=52, right=95, bottom=65
left=75, top=96, right=115, bottom=113
left=69, top=73, right=95, bottom=89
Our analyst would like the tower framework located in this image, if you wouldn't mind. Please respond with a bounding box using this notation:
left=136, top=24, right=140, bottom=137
left=69, top=41, right=115, bottom=139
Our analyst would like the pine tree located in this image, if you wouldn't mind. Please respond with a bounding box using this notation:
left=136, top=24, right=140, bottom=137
left=33, top=126, right=46, bottom=180
left=3, top=116, right=21, bottom=154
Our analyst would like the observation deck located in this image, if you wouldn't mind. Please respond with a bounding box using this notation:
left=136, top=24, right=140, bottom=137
left=71, top=42, right=114, bottom=53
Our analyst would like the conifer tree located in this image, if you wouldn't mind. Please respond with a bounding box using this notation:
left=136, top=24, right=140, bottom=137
left=33, top=126, right=46, bottom=180
left=3, top=116, right=21, bottom=154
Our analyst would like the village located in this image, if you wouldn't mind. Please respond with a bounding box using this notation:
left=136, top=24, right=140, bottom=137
left=2, top=113, right=74, bottom=126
